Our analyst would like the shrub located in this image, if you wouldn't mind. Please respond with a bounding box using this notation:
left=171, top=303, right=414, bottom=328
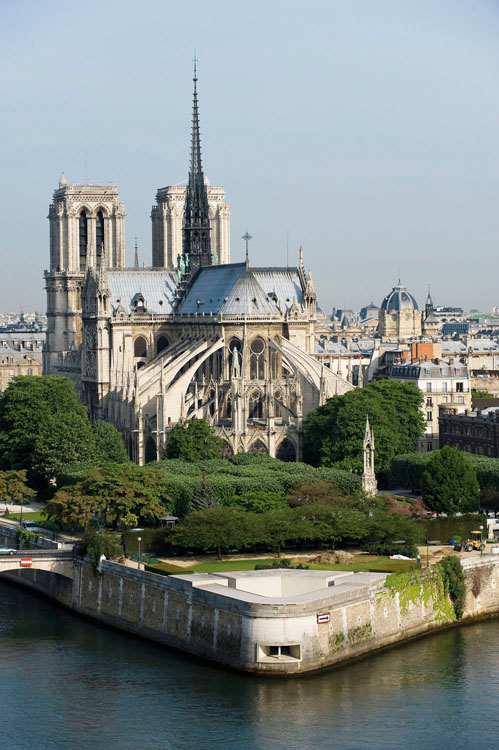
left=254, top=558, right=292, bottom=570
left=439, top=555, right=466, bottom=619
left=412, top=513, right=487, bottom=545
left=362, top=542, right=418, bottom=558
left=78, top=530, right=123, bottom=568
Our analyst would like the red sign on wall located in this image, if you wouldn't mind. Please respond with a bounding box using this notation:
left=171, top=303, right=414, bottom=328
left=317, top=613, right=330, bottom=624
left=20, top=559, right=32, bottom=568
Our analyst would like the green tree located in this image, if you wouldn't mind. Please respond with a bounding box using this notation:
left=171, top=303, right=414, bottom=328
left=0, top=469, right=36, bottom=507
left=229, top=490, right=286, bottom=513
left=46, top=463, right=170, bottom=528
left=78, top=529, right=123, bottom=568
left=421, top=446, right=480, bottom=514
left=92, top=420, right=128, bottom=463
left=261, top=508, right=305, bottom=557
left=45, top=484, right=99, bottom=528
left=31, top=412, right=97, bottom=488
left=0, top=376, right=95, bottom=491
left=191, top=472, right=218, bottom=510
left=304, top=379, right=425, bottom=479
left=287, top=480, right=349, bottom=507
left=79, top=463, right=169, bottom=525
left=163, top=418, right=223, bottom=462
left=174, top=507, right=254, bottom=559
left=298, top=504, right=365, bottom=549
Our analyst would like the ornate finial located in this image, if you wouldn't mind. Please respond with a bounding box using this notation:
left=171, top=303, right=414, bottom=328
left=59, top=172, right=67, bottom=188
left=193, top=52, right=197, bottom=82
left=299, top=245, right=304, bottom=271
left=134, top=237, right=139, bottom=269
left=242, top=232, right=252, bottom=268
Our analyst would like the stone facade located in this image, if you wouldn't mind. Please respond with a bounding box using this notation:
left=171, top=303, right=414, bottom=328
left=439, top=407, right=499, bottom=457
left=0, top=354, right=41, bottom=392
left=44, top=176, right=126, bottom=379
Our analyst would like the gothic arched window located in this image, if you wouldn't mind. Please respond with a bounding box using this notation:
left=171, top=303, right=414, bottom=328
left=96, top=211, right=104, bottom=255
left=134, top=336, right=147, bottom=358
left=156, top=336, right=169, bottom=355
left=79, top=210, right=88, bottom=256
left=249, top=337, right=265, bottom=380
left=248, top=391, right=263, bottom=419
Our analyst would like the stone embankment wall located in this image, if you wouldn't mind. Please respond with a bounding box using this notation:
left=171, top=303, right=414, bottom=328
left=3, top=555, right=499, bottom=674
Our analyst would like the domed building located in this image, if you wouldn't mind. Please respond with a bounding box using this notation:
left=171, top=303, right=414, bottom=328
left=378, top=281, right=422, bottom=340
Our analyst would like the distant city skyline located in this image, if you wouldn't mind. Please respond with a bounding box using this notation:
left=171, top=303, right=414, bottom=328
left=2, top=0, right=499, bottom=313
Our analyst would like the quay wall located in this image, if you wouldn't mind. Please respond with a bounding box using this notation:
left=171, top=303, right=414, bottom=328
left=3, top=555, right=499, bottom=674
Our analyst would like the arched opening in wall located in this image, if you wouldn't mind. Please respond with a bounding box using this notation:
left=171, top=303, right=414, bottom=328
left=222, top=441, right=233, bottom=459
left=156, top=336, right=169, bottom=355
left=248, top=391, right=263, bottom=419
left=96, top=211, right=105, bottom=256
left=134, top=336, right=147, bottom=358
left=249, top=337, right=265, bottom=379
left=225, top=395, right=232, bottom=419
left=136, top=361, right=145, bottom=369
left=79, top=210, right=88, bottom=258
left=145, top=436, right=157, bottom=463
left=251, top=439, right=267, bottom=454
left=228, top=337, right=242, bottom=377
left=276, top=439, right=296, bottom=462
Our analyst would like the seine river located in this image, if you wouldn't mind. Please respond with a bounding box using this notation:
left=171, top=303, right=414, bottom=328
left=2, top=581, right=499, bottom=750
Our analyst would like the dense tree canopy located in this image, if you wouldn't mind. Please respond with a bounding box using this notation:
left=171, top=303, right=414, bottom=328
left=304, top=380, right=425, bottom=479
left=46, top=463, right=170, bottom=528
left=163, top=418, right=223, bottom=462
left=92, top=420, right=128, bottom=463
left=421, top=446, right=480, bottom=514
left=0, top=470, right=36, bottom=506
left=0, top=376, right=128, bottom=492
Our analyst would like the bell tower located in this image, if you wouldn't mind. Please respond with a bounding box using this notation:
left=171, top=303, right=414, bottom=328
left=44, top=175, right=125, bottom=380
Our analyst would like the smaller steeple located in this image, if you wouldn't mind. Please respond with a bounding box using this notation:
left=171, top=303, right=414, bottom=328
left=134, top=237, right=139, bottom=269
left=362, top=416, right=377, bottom=497
left=425, top=285, right=434, bottom=319
left=59, top=172, right=68, bottom=188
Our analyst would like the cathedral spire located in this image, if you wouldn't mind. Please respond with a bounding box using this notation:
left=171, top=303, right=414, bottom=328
left=134, top=236, right=139, bottom=269
left=183, top=57, right=212, bottom=273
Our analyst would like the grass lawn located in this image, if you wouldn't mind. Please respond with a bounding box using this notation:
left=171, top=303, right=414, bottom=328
left=147, top=556, right=417, bottom=576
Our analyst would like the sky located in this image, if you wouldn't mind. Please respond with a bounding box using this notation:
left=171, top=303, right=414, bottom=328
left=2, top=0, right=499, bottom=315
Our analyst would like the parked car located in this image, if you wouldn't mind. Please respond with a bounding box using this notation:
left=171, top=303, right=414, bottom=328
left=20, top=521, right=41, bottom=533
left=0, top=545, right=16, bottom=556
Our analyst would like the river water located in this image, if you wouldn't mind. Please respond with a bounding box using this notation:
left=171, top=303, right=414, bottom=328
left=1, top=580, right=499, bottom=750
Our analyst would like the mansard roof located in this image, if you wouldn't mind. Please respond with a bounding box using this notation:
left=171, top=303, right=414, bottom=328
left=177, top=263, right=304, bottom=316
left=107, top=269, right=177, bottom=314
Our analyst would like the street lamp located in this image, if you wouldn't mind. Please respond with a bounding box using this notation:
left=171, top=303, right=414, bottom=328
left=480, top=525, right=484, bottom=557
left=137, top=537, right=142, bottom=569
left=19, top=495, right=24, bottom=551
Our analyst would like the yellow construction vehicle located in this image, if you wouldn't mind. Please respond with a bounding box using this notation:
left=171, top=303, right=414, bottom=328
left=464, top=531, right=485, bottom=552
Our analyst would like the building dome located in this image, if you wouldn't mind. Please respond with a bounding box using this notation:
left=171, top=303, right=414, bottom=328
left=380, top=283, right=418, bottom=312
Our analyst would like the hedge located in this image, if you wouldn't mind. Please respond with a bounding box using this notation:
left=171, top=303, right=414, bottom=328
left=152, top=454, right=362, bottom=514
left=391, top=451, right=499, bottom=492
left=412, top=513, right=487, bottom=545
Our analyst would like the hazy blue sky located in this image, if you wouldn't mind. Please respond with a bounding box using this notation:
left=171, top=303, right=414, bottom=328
left=2, top=0, right=499, bottom=314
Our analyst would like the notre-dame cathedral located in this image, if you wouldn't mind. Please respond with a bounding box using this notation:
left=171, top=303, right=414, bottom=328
left=43, top=66, right=352, bottom=464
